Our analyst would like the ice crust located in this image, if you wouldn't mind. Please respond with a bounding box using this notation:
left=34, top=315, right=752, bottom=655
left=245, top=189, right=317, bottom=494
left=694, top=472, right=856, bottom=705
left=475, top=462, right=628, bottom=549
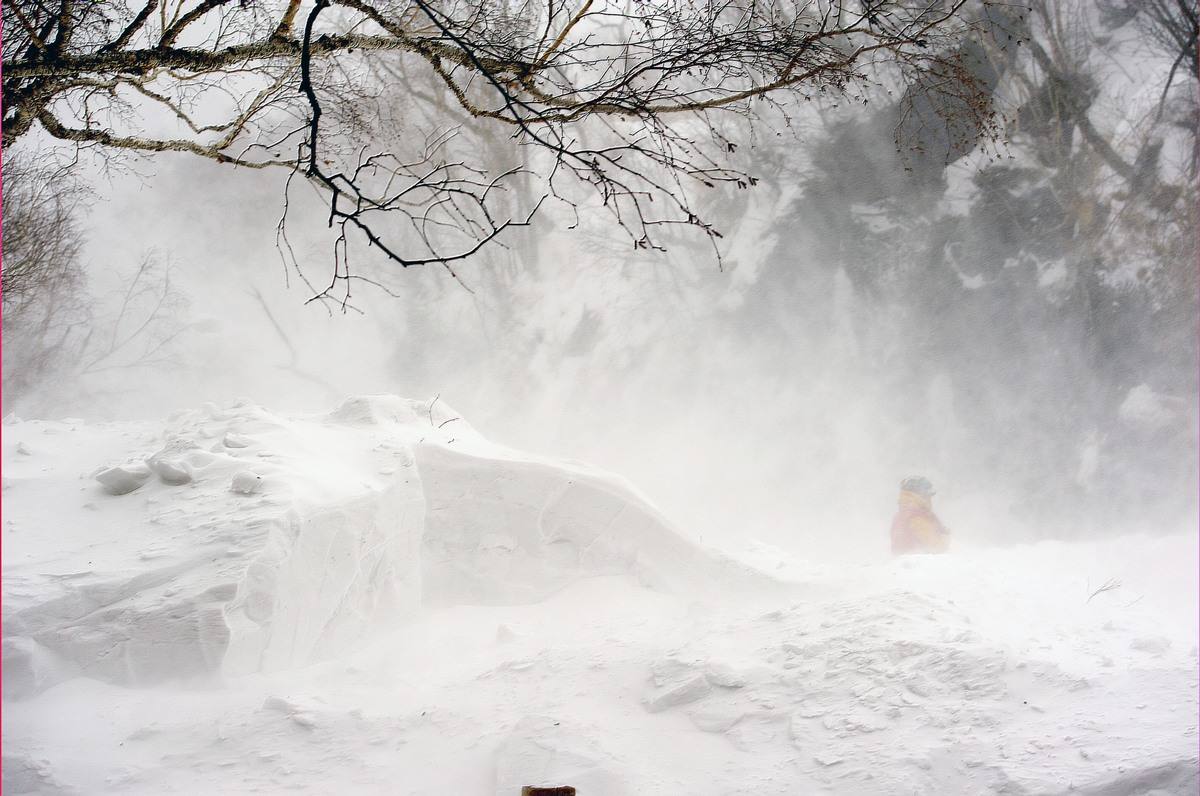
left=2, top=395, right=756, bottom=696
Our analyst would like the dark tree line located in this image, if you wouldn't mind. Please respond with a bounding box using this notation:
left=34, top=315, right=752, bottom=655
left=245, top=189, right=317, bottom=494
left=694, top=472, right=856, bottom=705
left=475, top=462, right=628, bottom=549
left=743, top=0, right=1197, bottom=532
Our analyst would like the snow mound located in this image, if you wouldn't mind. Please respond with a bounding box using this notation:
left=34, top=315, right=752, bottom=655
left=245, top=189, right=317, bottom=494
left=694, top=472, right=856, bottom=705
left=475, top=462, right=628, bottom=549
left=2, top=396, right=765, bottom=697
left=417, top=442, right=762, bottom=605
left=494, top=716, right=628, bottom=796
left=3, top=532, right=1195, bottom=794
left=2, top=752, right=70, bottom=795
left=1118, top=384, right=1182, bottom=431
left=635, top=577, right=1198, bottom=794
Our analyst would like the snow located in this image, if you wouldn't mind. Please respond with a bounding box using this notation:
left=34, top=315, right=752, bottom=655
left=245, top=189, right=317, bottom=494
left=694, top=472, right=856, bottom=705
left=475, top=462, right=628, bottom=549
left=1119, top=384, right=1182, bottom=431
left=3, top=396, right=1197, bottom=794
left=229, top=470, right=262, bottom=494
left=94, top=463, right=152, bottom=495
left=1, top=395, right=759, bottom=692
left=1037, top=258, right=1070, bottom=289
left=956, top=271, right=987, bottom=290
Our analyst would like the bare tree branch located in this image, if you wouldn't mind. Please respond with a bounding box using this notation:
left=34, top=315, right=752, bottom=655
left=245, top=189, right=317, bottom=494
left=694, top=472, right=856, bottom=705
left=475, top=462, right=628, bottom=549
left=3, top=0, right=990, bottom=300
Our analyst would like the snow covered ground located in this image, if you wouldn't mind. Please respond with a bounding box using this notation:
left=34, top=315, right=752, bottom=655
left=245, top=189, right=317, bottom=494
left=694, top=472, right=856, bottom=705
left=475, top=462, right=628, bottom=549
left=3, top=397, right=1197, bottom=795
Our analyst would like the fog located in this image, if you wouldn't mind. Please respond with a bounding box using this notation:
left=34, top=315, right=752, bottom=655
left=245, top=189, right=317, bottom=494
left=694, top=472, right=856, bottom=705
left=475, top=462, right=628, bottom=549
left=5, top=3, right=1199, bottom=792
left=5, top=2, right=1197, bottom=566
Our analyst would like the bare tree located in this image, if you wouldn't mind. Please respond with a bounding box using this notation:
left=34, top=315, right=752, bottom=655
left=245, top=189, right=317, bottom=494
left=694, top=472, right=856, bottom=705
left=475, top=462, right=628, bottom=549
left=1, top=153, right=85, bottom=312
left=1, top=153, right=193, bottom=413
left=78, top=253, right=192, bottom=378
left=1, top=152, right=90, bottom=408
left=1099, top=0, right=1199, bottom=120
left=3, top=0, right=992, bottom=305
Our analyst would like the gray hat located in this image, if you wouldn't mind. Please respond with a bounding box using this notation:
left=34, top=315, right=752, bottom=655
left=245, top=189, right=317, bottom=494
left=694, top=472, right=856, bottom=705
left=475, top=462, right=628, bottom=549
left=900, top=476, right=935, bottom=496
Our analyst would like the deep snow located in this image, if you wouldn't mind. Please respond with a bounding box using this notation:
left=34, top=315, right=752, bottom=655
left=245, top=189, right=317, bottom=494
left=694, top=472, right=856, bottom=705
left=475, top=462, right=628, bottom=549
left=2, top=397, right=1197, bottom=794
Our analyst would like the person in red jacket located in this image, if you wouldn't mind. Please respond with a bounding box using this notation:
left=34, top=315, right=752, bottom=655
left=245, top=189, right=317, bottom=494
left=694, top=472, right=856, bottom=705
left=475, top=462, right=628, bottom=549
left=890, top=476, right=950, bottom=555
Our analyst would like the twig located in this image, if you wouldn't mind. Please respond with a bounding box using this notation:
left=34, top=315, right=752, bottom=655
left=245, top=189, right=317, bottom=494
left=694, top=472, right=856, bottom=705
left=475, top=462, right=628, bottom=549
left=427, top=393, right=440, bottom=427
left=1086, top=578, right=1122, bottom=603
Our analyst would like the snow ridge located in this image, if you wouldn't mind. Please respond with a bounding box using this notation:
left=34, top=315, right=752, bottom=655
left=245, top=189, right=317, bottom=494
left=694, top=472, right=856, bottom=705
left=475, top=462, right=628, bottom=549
left=3, top=395, right=758, bottom=695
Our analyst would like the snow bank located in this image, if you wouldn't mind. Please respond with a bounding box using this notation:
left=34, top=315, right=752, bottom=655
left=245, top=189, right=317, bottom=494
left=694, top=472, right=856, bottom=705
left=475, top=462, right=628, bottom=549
left=3, top=514, right=1195, bottom=793
left=626, top=538, right=1199, bottom=794
left=9, top=396, right=1194, bottom=795
left=494, top=716, right=628, bottom=796
left=2, top=396, right=761, bottom=697
left=418, top=443, right=762, bottom=606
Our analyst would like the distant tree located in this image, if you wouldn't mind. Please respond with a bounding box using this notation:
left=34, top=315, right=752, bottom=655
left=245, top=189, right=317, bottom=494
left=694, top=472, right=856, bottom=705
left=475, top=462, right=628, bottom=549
left=1, top=153, right=90, bottom=409
left=2, top=0, right=991, bottom=304
left=1, top=154, right=85, bottom=313
left=1099, top=0, right=1198, bottom=122
left=1, top=153, right=192, bottom=414
left=748, top=0, right=1197, bottom=532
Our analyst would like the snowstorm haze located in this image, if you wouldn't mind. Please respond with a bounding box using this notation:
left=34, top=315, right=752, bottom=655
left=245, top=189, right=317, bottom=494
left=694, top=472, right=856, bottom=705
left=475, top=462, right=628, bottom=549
left=5, top=2, right=1200, bottom=793
left=9, top=6, right=1198, bottom=563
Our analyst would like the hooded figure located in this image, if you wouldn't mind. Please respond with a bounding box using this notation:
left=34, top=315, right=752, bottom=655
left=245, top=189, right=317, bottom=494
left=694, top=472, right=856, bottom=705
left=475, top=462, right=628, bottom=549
left=890, top=476, right=949, bottom=555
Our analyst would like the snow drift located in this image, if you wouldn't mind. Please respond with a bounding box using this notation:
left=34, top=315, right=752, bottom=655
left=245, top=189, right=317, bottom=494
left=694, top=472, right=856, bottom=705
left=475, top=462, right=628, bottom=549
left=3, top=401, right=1197, bottom=794
left=2, top=396, right=762, bottom=697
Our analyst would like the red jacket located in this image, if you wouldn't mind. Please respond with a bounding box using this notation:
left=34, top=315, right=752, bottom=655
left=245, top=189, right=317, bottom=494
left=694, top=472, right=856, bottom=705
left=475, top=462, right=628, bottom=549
left=890, top=490, right=949, bottom=554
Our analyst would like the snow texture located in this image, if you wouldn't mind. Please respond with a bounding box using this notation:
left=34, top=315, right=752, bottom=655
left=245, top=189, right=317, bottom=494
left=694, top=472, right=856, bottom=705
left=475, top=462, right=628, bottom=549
left=2, top=396, right=1197, bottom=795
left=2, top=395, right=755, bottom=694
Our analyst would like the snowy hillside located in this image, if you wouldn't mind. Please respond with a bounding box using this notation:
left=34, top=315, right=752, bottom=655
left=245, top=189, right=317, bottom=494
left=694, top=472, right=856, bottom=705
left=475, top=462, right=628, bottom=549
left=3, top=397, right=1197, bottom=795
